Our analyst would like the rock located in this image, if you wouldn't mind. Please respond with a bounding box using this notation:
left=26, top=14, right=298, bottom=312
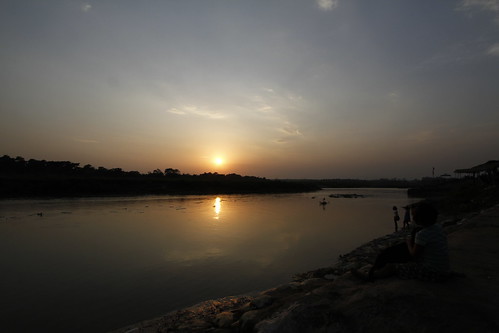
left=293, top=267, right=336, bottom=281
left=358, top=264, right=372, bottom=273
left=262, top=282, right=301, bottom=297
left=238, top=309, right=262, bottom=331
left=254, top=299, right=341, bottom=333
left=310, top=283, right=340, bottom=298
left=238, top=301, right=255, bottom=313
left=300, top=278, right=325, bottom=290
left=342, top=262, right=358, bottom=271
left=214, top=311, right=234, bottom=328
left=251, top=295, right=273, bottom=309
left=177, top=318, right=211, bottom=330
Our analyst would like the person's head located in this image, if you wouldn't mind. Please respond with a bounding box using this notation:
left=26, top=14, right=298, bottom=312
left=411, top=201, right=438, bottom=227
left=392, top=206, right=397, bottom=211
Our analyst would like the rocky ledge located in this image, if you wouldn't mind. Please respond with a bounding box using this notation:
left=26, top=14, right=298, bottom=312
left=110, top=204, right=499, bottom=333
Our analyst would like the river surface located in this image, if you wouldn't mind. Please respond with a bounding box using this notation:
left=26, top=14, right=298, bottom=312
left=0, top=188, right=417, bottom=332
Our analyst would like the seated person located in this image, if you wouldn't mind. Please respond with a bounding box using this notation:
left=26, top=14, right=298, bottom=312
left=354, top=201, right=450, bottom=282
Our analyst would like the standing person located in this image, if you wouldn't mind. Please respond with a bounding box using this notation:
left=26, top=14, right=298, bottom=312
left=393, top=206, right=400, bottom=232
left=403, top=205, right=411, bottom=229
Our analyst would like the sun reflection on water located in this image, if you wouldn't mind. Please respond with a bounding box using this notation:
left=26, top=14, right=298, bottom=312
left=213, top=197, right=221, bottom=219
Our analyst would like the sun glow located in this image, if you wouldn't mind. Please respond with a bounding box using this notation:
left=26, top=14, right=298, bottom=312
left=214, top=157, right=224, bottom=166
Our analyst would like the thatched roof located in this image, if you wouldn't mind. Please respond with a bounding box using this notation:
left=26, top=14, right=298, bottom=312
left=454, top=160, right=499, bottom=174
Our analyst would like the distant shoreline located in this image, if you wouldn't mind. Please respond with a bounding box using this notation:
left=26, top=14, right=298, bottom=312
left=1, top=154, right=427, bottom=199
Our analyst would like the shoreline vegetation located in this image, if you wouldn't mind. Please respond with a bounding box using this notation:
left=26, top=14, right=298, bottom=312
left=1, top=155, right=425, bottom=198
left=2, top=154, right=497, bottom=218
left=0, top=155, right=320, bottom=198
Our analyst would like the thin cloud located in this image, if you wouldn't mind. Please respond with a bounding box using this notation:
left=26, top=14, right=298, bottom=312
left=458, top=0, right=499, bottom=23
left=280, top=124, right=302, bottom=137
left=387, top=91, right=400, bottom=105
left=81, top=3, right=92, bottom=12
left=487, top=43, right=499, bottom=56
left=167, top=108, right=186, bottom=115
left=459, top=0, right=499, bottom=11
left=168, top=105, right=226, bottom=119
left=317, top=0, right=339, bottom=11
left=192, top=109, right=226, bottom=119
left=248, top=89, right=308, bottom=141
left=273, top=121, right=304, bottom=144
left=257, top=105, right=273, bottom=113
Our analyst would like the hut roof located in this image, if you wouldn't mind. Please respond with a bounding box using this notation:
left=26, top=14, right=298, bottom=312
left=454, top=160, right=499, bottom=174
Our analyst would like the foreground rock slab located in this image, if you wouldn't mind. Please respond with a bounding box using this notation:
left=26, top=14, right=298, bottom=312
left=110, top=204, right=499, bottom=333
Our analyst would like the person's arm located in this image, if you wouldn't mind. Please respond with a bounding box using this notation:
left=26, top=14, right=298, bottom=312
left=406, top=238, right=423, bottom=258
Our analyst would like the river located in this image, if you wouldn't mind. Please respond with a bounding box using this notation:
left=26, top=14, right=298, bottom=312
left=0, top=188, right=417, bottom=332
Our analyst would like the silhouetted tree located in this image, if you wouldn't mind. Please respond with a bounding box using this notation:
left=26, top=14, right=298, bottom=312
left=109, top=168, right=125, bottom=176
left=147, top=169, right=164, bottom=177
left=0, top=155, right=17, bottom=173
left=165, top=168, right=180, bottom=176
left=127, top=171, right=141, bottom=177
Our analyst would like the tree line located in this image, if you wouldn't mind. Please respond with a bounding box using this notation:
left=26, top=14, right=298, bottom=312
left=2, top=155, right=181, bottom=178
left=0, top=155, right=319, bottom=197
left=0, top=155, right=262, bottom=179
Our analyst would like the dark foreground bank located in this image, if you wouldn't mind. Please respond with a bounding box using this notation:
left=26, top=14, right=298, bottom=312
left=110, top=185, right=499, bottom=333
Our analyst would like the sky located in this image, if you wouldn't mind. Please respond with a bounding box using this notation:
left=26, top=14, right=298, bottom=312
left=1, top=0, right=498, bottom=179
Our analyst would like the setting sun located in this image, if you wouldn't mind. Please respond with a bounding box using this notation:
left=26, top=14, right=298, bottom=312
left=214, top=157, right=224, bottom=166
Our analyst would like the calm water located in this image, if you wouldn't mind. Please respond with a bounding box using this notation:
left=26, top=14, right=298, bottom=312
left=0, top=188, right=417, bottom=332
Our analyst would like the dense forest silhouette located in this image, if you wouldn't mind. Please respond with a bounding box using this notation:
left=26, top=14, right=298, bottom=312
left=0, top=155, right=319, bottom=197
left=0, top=155, right=427, bottom=198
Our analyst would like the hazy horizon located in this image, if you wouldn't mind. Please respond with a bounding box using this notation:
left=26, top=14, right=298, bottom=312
left=2, top=1, right=498, bottom=179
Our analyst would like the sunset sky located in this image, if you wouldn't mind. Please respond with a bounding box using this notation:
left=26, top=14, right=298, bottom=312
left=1, top=0, right=498, bottom=179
